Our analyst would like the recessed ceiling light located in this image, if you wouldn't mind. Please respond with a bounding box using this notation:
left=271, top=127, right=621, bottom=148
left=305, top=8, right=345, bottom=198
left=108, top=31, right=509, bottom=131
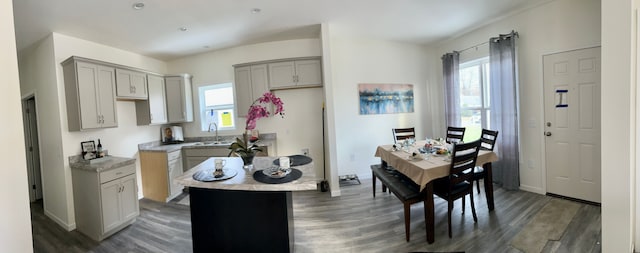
left=251, top=8, right=261, bottom=14
left=132, top=2, right=145, bottom=10
left=179, top=27, right=188, bottom=32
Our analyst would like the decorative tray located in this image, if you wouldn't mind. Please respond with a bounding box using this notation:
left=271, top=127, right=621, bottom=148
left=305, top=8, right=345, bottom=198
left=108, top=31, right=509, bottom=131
left=192, top=168, right=238, bottom=182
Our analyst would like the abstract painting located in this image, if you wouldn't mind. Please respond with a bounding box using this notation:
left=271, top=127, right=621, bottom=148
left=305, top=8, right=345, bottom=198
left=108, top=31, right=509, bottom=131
left=358, top=83, right=414, bottom=115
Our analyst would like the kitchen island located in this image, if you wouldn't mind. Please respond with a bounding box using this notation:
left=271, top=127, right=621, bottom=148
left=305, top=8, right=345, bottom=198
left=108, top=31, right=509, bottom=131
left=174, top=156, right=317, bottom=253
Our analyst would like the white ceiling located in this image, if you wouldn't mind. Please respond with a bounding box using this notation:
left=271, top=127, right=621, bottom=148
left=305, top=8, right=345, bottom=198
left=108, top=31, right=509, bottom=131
left=12, top=0, right=551, bottom=61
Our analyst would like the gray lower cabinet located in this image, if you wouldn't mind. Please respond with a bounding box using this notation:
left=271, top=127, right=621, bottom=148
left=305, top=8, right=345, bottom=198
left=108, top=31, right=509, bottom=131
left=183, top=148, right=230, bottom=171
left=183, top=146, right=269, bottom=171
left=167, top=150, right=184, bottom=200
left=71, top=163, right=139, bottom=241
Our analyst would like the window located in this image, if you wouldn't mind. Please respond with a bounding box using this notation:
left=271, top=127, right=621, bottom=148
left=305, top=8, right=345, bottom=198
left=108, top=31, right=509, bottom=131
left=199, top=83, right=235, bottom=131
left=459, top=57, right=490, bottom=142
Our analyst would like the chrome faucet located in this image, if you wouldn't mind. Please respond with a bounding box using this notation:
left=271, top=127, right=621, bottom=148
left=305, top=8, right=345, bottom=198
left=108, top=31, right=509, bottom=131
left=208, top=122, right=219, bottom=142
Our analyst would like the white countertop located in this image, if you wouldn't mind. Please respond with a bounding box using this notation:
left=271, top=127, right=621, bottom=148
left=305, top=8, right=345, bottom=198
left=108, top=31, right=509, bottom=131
left=69, top=156, right=136, bottom=172
left=175, top=156, right=318, bottom=192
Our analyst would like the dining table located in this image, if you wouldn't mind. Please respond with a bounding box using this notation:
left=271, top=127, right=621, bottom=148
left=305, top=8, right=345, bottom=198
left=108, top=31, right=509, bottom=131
left=374, top=140, right=498, bottom=243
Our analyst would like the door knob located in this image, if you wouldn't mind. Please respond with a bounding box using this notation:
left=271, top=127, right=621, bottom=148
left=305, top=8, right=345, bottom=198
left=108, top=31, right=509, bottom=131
left=545, top=132, right=552, bottom=136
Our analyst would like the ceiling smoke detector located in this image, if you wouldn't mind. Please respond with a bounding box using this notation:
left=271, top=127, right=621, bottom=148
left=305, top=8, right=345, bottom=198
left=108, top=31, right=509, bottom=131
left=251, top=8, right=261, bottom=14
left=132, top=2, right=145, bottom=10
left=179, top=27, right=188, bottom=32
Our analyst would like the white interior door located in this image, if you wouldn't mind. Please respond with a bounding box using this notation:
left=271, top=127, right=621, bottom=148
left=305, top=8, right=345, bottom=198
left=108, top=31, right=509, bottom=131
left=543, top=47, right=601, bottom=203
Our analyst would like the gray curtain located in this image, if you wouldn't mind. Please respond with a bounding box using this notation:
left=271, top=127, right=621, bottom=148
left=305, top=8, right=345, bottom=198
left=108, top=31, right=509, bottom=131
left=442, top=52, right=460, bottom=127
left=489, top=31, right=520, bottom=190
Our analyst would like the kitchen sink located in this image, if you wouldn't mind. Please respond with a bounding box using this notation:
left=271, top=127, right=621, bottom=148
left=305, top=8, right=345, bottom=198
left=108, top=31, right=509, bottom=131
left=192, top=141, right=232, bottom=146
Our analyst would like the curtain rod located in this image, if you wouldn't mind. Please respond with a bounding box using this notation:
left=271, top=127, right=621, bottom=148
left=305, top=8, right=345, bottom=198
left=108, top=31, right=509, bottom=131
left=457, top=30, right=519, bottom=54
left=458, top=41, right=489, bottom=53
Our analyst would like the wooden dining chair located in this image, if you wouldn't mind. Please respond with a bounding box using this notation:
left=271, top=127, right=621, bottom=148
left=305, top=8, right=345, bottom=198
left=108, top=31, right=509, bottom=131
left=446, top=126, right=466, bottom=143
left=432, top=139, right=481, bottom=238
left=472, top=129, right=499, bottom=193
left=392, top=127, right=416, bottom=143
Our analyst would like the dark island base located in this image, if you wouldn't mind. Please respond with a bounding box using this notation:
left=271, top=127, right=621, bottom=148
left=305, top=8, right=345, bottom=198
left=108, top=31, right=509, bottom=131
left=189, top=187, right=294, bottom=253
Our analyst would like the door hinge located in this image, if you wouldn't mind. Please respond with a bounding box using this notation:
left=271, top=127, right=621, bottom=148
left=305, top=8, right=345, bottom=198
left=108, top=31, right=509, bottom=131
left=32, top=184, right=36, bottom=190
left=25, top=108, right=30, bottom=114
left=29, top=146, right=33, bottom=152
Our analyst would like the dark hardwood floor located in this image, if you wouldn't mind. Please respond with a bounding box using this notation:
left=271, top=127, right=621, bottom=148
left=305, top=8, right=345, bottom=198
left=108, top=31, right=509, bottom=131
left=31, top=178, right=601, bottom=253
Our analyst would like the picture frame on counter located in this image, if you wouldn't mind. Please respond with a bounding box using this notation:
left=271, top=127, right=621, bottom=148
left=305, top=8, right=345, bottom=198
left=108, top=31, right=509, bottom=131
left=81, top=141, right=97, bottom=160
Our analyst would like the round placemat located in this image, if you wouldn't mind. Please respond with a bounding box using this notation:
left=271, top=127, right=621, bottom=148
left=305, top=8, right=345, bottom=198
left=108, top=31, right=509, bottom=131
left=253, top=168, right=302, bottom=184
left=193, top=167, right=238, bottom=182
left=272, top=155, right=312, bottom=166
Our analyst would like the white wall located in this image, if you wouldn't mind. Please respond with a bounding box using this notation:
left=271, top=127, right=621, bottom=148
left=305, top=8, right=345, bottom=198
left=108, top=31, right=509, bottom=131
left=0, top=0, right=34, bottom=251
left=602, top=0, right=635, bottom=251
left=167, top=39, right=326, bottom=180
left=17, top=32, right=169, bottom=229
left=431, top=0, right=601, bottom=194
left=323, top=25, right=432, bottom=191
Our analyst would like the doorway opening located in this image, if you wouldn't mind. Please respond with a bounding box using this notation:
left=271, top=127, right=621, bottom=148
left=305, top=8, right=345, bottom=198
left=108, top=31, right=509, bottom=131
left=22, top=95, right=43, bottom=202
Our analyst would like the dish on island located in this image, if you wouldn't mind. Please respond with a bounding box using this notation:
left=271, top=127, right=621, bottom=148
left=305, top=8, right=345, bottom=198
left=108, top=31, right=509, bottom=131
left=262, top=166, right=292, bottom=179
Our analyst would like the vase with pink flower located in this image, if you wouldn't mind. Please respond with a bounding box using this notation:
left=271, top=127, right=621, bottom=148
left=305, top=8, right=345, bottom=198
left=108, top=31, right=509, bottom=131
left=228, top=92, right=284, bottom=168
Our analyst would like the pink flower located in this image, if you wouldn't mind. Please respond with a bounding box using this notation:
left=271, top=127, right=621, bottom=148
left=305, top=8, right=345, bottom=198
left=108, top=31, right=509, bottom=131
left=245, top=92, right=285, bottom=130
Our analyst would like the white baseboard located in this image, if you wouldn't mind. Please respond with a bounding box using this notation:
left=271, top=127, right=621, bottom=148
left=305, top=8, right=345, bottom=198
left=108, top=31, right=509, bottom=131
left=330, top=189, right=341, bottom=197
left=519, top=185, right=545, bottom=195
left=44, top=209, right=76, bottom=231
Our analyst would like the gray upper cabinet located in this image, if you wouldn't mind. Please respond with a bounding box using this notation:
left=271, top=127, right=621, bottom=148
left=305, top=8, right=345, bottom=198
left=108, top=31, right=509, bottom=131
left=135, top=74, right=167, bottom=125
left=267, top=62, right=296, bottom=88
left=115, top=69, right=148, bottom=100
left=268, top=58, right=322, bottom=90
left=62, top=57, right=118, bottom=131
left=235, top=64, right=269, bottom=117
left=63, top=56, right=193, bottom=127
left=165, top=74, right=194, bottom=123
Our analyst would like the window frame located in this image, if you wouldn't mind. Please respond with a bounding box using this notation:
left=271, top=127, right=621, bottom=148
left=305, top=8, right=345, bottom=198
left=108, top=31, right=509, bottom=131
left=198, top=83, right=236, bottom=132
left=459, top=57, right=491, bottom=141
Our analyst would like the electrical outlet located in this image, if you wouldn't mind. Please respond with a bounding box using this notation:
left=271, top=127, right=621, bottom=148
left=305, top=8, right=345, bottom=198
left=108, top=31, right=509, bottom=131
left=302, top=148, right=309, bottom=156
